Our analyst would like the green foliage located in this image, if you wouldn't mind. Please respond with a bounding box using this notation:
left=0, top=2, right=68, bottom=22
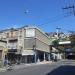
left=52, top=40, right=59, bottom=46
left=69, top=33, right=75, bottom=41
left=52, top=40, right=64, bottom=52
left=68, top=34, right=75, bottom=51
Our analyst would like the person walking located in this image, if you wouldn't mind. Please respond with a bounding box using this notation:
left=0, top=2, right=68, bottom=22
left=4, top=59, right=8, bottom=66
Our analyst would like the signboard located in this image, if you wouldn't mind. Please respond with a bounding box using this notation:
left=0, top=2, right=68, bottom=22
left=59, top=41, right=71, bottom=44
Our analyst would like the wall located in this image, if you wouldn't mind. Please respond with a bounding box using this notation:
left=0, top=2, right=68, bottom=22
left=24, top=38, right=35, bottom=50
left=0, top=41, right=7, bottom=63
left=24, top=28, right=50, bottom=53
left=35, top=29, right=50, bottom=45
left=35, top=39, right=50, bottom=52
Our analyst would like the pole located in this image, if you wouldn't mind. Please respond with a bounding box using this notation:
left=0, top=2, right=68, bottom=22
left=35, top=51, right=36, bottom=63
left=44, top=52, right=46, bottom=61
left=33, top=45, right=36, bottom=63
left=56, top=27, right=61, bottom=39
left=48, top=53, right=50, bottom=61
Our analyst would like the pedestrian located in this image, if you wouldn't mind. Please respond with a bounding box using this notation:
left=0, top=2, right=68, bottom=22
left=4, top=59, right=8, bottom=66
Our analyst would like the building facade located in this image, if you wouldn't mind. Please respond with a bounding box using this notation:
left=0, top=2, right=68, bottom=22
left=0, top=26, right=50, bottom=64
left=46, top=32, right=65, bottom=61
left=0, top=40, right=7, bottom=65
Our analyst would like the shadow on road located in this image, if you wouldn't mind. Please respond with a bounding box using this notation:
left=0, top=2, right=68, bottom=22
left=46, top=65, right=75, bottom=75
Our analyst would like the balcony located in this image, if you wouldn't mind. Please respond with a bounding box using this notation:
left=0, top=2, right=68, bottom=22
left=8, top=44, right=17, bottom=52
left=8, top=36, right=18, bottom=41
left=8, top=49, right=17, bottom=53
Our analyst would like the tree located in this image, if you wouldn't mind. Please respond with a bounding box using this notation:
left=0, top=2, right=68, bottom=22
left=68, top=32, right=75, bottom=51
left=68, top=31, right=75, bottom=41
left=69, top=34, right=75, bottom=41
left=52, top=40, right=59, bottom=48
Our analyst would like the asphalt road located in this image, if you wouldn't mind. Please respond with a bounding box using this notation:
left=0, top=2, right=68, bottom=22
left=0, top=60, right=75, bottom=75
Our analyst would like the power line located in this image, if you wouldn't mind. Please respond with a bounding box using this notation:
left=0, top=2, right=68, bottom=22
left=37, top=0, right=75, bottom=27
left=37, top=13, right=71, bottom=26
left=63, top=0, right=75, bottom=16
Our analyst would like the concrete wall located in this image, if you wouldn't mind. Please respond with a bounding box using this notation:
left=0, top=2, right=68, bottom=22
left=35, top=29, right=50, bottom=45
left=35, top=39, right=50, bottom=52
left=23, top=28, right=50, bottom=53
left=24, top=38, right=35, bottom=50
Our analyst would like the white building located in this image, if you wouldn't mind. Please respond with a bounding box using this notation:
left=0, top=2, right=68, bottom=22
left=0, top=26, right=51, bottom=63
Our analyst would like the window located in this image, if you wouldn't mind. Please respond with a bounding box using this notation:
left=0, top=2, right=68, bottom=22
left=11, top=31, right=13, bottom=38
left=19, top=30, right=22, bottom=38
left=7, top=33, right=9, bottom=38
left=26, top=29, right=35, bottom=37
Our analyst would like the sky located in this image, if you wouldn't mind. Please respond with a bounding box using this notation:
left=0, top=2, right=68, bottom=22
left=0, top=0, right=75, bottom=33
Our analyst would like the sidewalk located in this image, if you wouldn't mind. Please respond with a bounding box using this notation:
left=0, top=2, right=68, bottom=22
left=0, top=61, right=53, bottom=72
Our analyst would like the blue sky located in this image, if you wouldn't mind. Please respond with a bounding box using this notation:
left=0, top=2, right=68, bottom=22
left=0, top=0, right=75, bottom=33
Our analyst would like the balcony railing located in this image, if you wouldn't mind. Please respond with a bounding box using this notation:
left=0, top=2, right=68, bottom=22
left=8, top=36, right=18, bottom=40
left=8, top=49, right=17, bottom=52
left=8, top=45, right=17, bottom=49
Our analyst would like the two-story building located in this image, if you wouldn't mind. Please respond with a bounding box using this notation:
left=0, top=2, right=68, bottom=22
left=0, top=26, right=50, bottom=63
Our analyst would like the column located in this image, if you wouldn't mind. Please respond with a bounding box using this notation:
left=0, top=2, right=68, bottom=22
left=44, top=52, right=46, bottom=61
left=35, top=51, right=37, bottom=63
left=37, top=52, right=40, bottom=62
left=48, top=53, right=50, bottom=61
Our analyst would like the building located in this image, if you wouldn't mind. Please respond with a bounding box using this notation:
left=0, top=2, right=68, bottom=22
left=0, top=40, right=7, bottom=65
left=0, top=26, right=50, bottom=63
left=46, top=32, right=66, bottom=61
left=58, top=41, right=72, bottom=59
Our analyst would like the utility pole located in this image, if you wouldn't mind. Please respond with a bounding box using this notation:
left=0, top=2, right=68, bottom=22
left=56, top=27, right=61, bottom=39
left=63, top=0, right=75, bottom=16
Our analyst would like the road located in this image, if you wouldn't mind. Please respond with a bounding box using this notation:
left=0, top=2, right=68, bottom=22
left=0, top=60, right=75, bottom=75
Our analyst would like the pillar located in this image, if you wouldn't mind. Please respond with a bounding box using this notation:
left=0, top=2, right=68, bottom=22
left=44, top=52, right=46, bottom=61
left=48, top=53, right=50, bottom=61
left=35, top=51, right=37, bottom=63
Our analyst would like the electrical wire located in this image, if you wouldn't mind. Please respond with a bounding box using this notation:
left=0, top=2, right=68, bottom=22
left=37, top=13, right=71, bottom=27
left=36, top=0, right=75, bottom=29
